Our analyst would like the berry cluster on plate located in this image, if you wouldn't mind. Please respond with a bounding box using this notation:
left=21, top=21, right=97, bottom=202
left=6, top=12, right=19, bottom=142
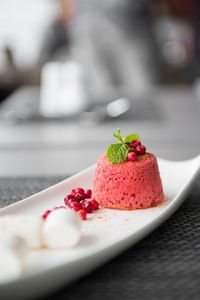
left=42, top=187, right=99, bottom=221
left=64, top=188, right=99, bottom=220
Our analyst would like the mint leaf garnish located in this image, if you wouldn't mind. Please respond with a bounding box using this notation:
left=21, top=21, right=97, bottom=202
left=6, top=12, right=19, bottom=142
left=106, top=143, right=129, bottom=164
left=124, top=134, right=140, bottom=143
left=106, top=129, right=140, bottom=164
left=113, top=129, right=124, bottom=144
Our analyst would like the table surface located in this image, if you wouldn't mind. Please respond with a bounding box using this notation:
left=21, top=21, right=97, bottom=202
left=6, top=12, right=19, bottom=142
left=0, top=86, right=199, bottom=176
left=0, top=175, right=200, bottom=300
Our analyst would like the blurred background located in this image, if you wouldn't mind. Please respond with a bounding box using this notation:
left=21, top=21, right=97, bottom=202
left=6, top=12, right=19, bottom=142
left=0, top=0, right=199, bottom=176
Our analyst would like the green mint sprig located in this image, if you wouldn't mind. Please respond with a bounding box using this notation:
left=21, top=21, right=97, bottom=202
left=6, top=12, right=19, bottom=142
left=113, top=129, right=124, bottom=144
left=106, top=143, right=129, bottom=164
left=106, top=130, right=140, bottom=164
left=124, top=133, right=140, bottom=143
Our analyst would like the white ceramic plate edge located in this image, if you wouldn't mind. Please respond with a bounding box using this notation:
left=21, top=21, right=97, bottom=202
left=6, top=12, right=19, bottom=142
left=0, top=155, right=200, bottom=300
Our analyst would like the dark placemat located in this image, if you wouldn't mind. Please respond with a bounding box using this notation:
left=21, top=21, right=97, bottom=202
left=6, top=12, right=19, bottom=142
left=0, top=176, right=65, bottom=209
left=0, top=175, right=200, bottom=300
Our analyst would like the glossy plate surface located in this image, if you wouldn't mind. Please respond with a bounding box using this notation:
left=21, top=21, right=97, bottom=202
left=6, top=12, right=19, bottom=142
left=0, top=156, right=200, bottom=299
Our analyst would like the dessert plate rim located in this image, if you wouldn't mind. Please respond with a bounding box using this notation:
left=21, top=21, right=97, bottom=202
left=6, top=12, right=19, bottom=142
left=0, top=155, right=200, bottom=299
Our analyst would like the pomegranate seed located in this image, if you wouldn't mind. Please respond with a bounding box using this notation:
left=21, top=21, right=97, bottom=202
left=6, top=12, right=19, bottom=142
left=71, top=188, right=85, bottom=201
left=136, top=144, right=146, bottom=155
left=76, top=192, right=86, bottom=201
left=71, top=188, right=77, bottom=195
left=66, top=198, right=79, bottom=207
left=69, top=201, right=81, bottom=212
left=128, top=152, right=137, bottom=162
left=78, top=209, right=87, bottom=220
left=64, top=194, right=76, bottom=206
left=129, top=140, right=141, bottom=148
left=65, top=194, right=76, bottom=201
left=71, top=187, right=85, bottom=196
left=42, top=209, right=52, bottom=221
left=80, top=200, right=93, bottom=213
left=85, top=189, right=92, bottom=199
left=90, top=199, right=99, bottom=210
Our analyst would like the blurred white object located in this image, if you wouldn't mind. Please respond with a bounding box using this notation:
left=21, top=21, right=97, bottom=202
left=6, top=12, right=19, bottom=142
left=43, top=209, right=81, bottom=249
left=106, top=98, right=130, bottom=117
left=0, top=0, right=57, bottom=70
left=40, top=61, right=87, bottom=117
left=0, top=232, right=26, bottom=283
left=79, top=97, right=131, bottom=126
left=0, top=215, right=42, bottom=249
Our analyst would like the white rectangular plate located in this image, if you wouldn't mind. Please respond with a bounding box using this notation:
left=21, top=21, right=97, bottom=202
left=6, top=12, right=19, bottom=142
left=0, top=156, right=200, bottom=300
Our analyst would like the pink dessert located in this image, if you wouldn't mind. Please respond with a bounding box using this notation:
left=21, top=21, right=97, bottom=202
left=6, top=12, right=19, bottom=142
left=93, top=153, right=164, bottom=210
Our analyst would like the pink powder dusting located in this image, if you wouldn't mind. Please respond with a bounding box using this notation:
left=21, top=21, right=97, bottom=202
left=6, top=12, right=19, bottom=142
left=93, top=153, right=164, bottom=210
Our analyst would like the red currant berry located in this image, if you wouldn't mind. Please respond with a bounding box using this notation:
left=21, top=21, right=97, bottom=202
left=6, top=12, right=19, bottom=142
left=128, top=148, right=136, bottom=153
left=42, top=209, right=51, bottom=221
left=78, top=209, right=87, bottom=220
left=128, top=152, right=137, bottom=162
left=80, top=200, right=93, bottom=213
left=64, top=194, right=76, bottom=206
left=129, top=140, right=141, bottom=148
left=85, top=189, right=92, bottom=199
left=136, top=144, right=146, bottom=155
left=90, top=199, right=99, bottom=210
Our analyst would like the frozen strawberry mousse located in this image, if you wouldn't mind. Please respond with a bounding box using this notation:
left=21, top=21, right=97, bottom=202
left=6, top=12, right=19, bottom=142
left=93, top=153, right=164, bottom=210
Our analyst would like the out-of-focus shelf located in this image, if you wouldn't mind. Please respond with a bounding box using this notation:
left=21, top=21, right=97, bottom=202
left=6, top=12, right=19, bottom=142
left=0, top=86, right=199, bottom=176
